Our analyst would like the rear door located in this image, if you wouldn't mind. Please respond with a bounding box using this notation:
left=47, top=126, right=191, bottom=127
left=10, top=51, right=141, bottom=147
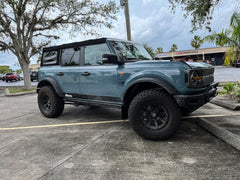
left=55, top=47, right=83, bottom=94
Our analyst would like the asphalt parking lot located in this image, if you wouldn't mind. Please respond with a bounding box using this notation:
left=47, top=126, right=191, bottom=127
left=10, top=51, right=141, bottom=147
left=214, top=66, right=240, bottom=82
left=0, top=94, right=240, bottom=179
left=0, top=79, right=38, bottom=87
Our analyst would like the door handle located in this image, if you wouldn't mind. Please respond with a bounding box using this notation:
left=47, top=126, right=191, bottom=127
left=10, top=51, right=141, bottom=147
left=56, top=72, right=64, bottom=76
left=81, top=72, right=91, bottom=76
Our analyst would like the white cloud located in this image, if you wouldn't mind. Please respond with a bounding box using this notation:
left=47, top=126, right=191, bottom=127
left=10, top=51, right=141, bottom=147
left=0, top=0, right=237, bottom=69
left=142, top=0, right=155, bottom=5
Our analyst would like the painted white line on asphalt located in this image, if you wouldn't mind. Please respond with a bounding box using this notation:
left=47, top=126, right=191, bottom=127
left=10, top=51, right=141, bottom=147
left=182, top=113, right=240, bottom=119
left=0, top=120, right=128, bottom=131
left=0, top=113, right=240, bottom=131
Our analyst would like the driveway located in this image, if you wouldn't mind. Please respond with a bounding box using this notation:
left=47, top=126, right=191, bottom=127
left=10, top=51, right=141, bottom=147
left=214, top=66, right=240, bottom=82
left=0, top=94, right=239, bottom=179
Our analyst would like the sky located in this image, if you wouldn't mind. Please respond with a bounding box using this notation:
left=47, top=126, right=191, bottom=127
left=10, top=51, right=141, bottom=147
left=0, top=0, right=238, bottom=70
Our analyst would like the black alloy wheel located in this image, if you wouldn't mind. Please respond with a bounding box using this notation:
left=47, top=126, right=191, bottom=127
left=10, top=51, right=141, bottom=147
left=142, top=104, right=169, bottom=130
left=41, top=94, right=52, bottom=112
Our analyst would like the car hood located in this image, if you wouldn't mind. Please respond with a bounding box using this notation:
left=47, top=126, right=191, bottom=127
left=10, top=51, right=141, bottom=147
left=125, top=60, right=213, bottom=70
left=185, top=61, right=213, bottom=69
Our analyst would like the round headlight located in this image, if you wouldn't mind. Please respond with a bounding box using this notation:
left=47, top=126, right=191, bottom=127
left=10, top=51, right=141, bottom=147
left=190, top=71, right=199, bottom=86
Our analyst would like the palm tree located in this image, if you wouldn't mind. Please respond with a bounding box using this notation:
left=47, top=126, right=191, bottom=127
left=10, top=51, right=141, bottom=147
left=169, top=44, right=178, bottom=52
left=156, top=47, right=164, bottom=54
left=143, top=43, right=155, bottom=58
left=191, top=35, right=203, bottom=49
left=230, top=12, right=240, bottom=61
left=203, top=12, right=240, bottom=65
left=204, top=29, right=232, bottom=47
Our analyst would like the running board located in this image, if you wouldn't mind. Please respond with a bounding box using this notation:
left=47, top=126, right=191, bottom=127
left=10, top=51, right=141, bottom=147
left=64, top=97, right=122, bottom=108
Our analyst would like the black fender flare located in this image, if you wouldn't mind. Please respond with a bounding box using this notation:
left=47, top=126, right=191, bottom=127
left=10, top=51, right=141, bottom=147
left=122, top=77, right=178, bottom=100
left=37, top=77, right=64, bottom=97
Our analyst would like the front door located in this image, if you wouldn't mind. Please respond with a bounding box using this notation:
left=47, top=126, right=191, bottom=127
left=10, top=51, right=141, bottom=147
left=79, top=43, right=119, bottom=100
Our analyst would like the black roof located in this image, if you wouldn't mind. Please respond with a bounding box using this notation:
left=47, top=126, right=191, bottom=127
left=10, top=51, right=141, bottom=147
left=42, top=38, right=137, bottom=52
left=43, top=38, right=108, bottom=52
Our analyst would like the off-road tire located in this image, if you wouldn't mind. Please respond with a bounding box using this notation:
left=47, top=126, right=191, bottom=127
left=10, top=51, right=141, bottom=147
left=38, top=86, right=64, bottom=118
left=128, top=89, right=181, bottom=140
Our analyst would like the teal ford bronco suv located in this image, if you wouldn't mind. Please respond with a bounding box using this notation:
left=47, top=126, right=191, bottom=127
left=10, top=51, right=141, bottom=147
left=37, top=38, right=218, bottom=140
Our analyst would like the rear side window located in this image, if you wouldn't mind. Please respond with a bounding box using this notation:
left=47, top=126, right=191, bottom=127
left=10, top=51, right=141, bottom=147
left=42, top=51, right=58, bottom=65
left=61, top=47, right=81, bottom=66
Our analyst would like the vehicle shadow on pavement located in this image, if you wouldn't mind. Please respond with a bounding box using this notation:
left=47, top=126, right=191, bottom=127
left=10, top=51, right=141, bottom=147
left=55, top=105, right=122, bottom=122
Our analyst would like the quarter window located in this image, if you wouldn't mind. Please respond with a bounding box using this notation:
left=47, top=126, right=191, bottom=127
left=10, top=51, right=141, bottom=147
left=85, top=43, right=110, bottom=65
left=61, top=47, right=81, bottom=66
left=42, top=51, right=58, bottom=65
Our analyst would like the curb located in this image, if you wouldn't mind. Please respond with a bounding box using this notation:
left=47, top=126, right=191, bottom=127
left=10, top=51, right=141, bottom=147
left=210, top=100, right=240, bottom=111
left=5, top=88, right=36, bottom=97
left=197, top=117, right=240, bottom=151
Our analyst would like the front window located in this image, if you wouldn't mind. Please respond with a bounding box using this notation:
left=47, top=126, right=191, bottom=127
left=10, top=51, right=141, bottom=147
left=84, top=43, right=110, bottom=65
left=110, top=41, right=152, bottom=61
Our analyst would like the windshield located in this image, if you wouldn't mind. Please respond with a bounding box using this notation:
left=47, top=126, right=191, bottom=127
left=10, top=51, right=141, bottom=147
left=110, top=41, right=152, bottom=61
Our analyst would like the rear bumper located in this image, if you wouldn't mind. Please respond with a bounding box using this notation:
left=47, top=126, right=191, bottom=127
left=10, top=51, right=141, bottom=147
left=174, top=82, right=219, bottom=110
left=5, top=77, right=17, bottom=80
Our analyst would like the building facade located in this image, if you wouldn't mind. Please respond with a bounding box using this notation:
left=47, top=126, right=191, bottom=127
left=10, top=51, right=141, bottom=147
left=29, top=64, right=40, bottom=71
left=155, top=47, right=230, bottom=66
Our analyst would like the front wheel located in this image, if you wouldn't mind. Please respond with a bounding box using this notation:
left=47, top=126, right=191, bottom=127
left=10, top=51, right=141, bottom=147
left=38, top=86, right=64, bottom=118
left=128, top=89, right=181, bottom=140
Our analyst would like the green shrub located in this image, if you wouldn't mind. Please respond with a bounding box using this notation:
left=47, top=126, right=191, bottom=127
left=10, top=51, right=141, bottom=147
left=234, top=87, right=240, bottom=97
left=223, top=83, right=235, bottom=93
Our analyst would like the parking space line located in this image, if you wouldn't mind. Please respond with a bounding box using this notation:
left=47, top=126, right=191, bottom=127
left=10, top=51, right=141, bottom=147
left=0, top=120, right=128, bottom=131
left=0, top=113, right=239, bottom=131
left=182, top=113, right=240, bottom=119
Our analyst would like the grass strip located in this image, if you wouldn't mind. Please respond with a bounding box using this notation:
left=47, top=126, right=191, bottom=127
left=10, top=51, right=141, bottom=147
left=9, top=88, right=36, bottom=93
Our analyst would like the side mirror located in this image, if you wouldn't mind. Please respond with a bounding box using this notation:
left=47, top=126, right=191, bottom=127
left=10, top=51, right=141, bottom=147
left=102, top=54, right=122, bottom=64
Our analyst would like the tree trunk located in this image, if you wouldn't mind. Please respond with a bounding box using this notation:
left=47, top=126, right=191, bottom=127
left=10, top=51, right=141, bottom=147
left=20, top=60, right=32, bottom=90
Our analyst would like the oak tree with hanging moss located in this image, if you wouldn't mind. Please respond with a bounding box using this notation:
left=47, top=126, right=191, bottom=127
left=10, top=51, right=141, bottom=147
left=0, top=0, right=119, bottom=89
left=168, top=0, right=239, bottom=32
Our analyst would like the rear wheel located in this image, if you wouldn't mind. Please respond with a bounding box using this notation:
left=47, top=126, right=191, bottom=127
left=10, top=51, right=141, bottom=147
left=128, top=89, right=181, bottom=140
left=38, top=86, right=64, bottom=118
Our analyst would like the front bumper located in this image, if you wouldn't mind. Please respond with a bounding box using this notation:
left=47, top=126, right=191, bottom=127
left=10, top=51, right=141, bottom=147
left=174, top=82, right=219, bottom=110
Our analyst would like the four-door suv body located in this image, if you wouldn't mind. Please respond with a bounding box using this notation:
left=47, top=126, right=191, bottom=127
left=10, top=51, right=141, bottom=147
left=5, top=72, right=21, bottom=82
left=37, top=38, right=218, bottom=140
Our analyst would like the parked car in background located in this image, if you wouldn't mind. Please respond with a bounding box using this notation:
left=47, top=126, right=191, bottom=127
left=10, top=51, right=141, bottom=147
left=232, top=60, right=240, bottom=67
left=5, top=72, right=21, bottom=82
left=0, top=74, right=3, bottom=80
left=2, top=73, right=6, bottom=81
left=19, top=73, right=24, bottom=80
left=30, top=71, right=38, bottom=81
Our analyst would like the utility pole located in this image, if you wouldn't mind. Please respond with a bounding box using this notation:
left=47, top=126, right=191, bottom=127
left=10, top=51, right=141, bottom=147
left=120, top=0, right=131, bottom=41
